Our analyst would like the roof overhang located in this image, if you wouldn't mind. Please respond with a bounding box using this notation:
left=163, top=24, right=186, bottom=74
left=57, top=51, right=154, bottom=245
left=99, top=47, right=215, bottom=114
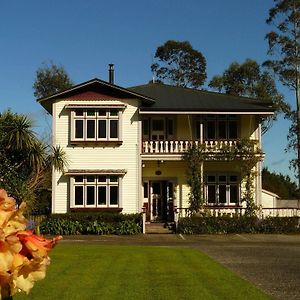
left=65, top=104, right=126, bottom=110
left=65, top=169, right=127, bottom=175
left=38, top=78, right=155, bottom=115
left=139, top=109, right=274, bottom=115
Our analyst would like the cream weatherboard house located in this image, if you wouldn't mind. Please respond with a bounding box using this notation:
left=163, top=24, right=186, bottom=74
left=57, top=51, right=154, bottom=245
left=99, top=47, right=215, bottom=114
left=38, top=73, right=275, bottom=221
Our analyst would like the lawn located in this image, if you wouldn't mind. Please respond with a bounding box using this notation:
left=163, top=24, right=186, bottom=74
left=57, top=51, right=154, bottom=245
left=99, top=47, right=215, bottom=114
left=15, top=243, right=271, bottom=300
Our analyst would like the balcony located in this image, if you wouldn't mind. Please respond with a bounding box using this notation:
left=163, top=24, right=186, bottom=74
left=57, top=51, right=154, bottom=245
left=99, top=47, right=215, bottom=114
left=141, top=139, right=261, bottom=161
left=143, top=140, right=252, bottom=153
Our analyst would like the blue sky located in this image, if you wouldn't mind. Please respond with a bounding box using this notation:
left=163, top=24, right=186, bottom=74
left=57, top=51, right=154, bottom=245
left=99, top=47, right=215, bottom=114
left=0, top=0, right=295, bottom=178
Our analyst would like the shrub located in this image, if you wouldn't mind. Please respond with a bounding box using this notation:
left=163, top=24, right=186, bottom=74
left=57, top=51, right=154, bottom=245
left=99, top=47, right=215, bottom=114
left=177, top=215, right=300, bottom=234
left=40, top=212, right=142, bottom=235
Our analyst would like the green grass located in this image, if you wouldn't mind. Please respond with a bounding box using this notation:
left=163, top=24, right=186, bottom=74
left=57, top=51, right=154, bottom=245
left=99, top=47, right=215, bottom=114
left=15, top=244, right=271, bottom=300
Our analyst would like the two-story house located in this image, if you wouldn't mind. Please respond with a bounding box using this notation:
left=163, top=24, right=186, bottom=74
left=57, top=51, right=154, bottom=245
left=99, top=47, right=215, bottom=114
left=38, top=69, right=274, bottom=221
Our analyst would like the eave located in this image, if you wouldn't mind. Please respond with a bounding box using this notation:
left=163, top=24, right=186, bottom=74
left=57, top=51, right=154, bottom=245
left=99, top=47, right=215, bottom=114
left=38, top=78, right=155, bottom=115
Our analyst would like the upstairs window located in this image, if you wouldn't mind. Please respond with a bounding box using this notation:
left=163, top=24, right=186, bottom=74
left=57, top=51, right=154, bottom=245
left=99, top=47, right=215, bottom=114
left=72, top=109, right=120, bottom=142
left=196, top=115, right=238, bottom=141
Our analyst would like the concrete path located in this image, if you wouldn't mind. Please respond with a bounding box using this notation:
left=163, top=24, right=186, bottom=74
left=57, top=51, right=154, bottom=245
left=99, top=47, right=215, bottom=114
left=62, top=234, right=300, bottom=299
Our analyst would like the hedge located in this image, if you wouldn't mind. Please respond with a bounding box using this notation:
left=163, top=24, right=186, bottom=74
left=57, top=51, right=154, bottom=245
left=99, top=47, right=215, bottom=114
left=177, top=215, right=300, bottom=234
left=39, top=212, right=142, bottom=235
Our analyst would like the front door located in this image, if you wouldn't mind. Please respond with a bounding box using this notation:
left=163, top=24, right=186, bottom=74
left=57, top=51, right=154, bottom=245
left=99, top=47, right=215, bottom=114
left=149, top=181, right=174, bottom=222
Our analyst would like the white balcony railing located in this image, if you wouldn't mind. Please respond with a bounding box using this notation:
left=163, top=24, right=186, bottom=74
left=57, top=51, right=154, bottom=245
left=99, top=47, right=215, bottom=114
left=142, top=140, right=239, bottom=154
left=176, top=207, right=300, bottom=218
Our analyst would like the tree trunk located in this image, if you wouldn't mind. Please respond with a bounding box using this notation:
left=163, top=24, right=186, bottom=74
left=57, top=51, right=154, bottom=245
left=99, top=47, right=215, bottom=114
left=296, top=83, right=300, bottom=187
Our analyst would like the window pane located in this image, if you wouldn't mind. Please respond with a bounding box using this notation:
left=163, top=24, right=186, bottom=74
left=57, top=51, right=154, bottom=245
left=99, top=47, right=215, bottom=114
left=207, top=185, right=216, bottom=203
left=110, top=186, right=118, bottom=205
left=86, top=176, right=95, bottom=182
left=230, top=185, right=239, bottom=203
left=98, top=110, right=106, bottom=116
left=110, top=110, right=118, bottom=116
left=218, top=121, right=227, bottom=139
left=167, top=119, right=174, bottom=136
left=98, top=175, right=107, bottom=182
left=228, top=121, right=238, bottom=139
left=86, top=186, right=95, bottom=205
left=219, top=185, right=227, bottom=203
left=75, top=110, right=84, bottom=116
left=98, top=120, right=106, bottom=138
left=110, top=176, right=118, bottom=182
left=207, top=121, right=216, bottom=139
left=207, top=175, right=216, bottom=183
left=87, top=110, right=95, bottom=116
left=110, top=120, right=118, bottom=138
left=98, top=186, right=106, bottom=205
left=75, top=186, right=84, bottom=205
left=75, top=176, right=84, bottom=182
left=230, top=175, right=238, bottom=182
left=152, top=120, right=164, bottom=131
left=143, top=119, right=149, bottom=136
left=219, top=175, right=226, bottom=183
left=87, top=120, right=95, bottom=138
left=143, top=182, right=148, bottom=198
left=75, top=120, right=84, bottom=139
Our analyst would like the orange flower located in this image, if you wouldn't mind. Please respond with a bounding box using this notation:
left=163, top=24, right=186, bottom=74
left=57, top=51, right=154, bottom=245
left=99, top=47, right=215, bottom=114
left=17, top=231, right=62, bottom=259
left=0, top=189, right=61, bottom=299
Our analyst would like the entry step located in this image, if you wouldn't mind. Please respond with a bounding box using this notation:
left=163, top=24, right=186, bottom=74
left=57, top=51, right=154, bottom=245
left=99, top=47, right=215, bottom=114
left=145, top=222, right=174, bottom=234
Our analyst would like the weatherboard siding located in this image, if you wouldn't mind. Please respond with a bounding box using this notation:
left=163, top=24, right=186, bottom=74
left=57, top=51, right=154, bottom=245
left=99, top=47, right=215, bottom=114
left=52, top=98, right=140, bottom=214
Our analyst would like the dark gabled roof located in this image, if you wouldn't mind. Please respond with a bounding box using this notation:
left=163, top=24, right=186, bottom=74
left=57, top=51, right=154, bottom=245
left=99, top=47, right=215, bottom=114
left=38, top=78, right=155, bottom=114
left=129, top=83, right=274, bottom=114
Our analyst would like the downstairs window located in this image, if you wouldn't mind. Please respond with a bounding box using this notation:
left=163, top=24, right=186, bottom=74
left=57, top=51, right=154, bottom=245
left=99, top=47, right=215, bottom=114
left=71, top=175, right=120, bottom=208
left=204, top=173, right=239, bottom=205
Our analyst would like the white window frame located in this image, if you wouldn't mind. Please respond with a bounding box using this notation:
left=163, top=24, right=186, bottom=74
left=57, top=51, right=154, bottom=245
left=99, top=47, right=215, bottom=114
left=71, top=109, right=122, bottom=142
left=204, top=173, right=240, bottom=205
left=196, top=115, right=239, bottom=141
left=70, top=175, right=121, bottom=208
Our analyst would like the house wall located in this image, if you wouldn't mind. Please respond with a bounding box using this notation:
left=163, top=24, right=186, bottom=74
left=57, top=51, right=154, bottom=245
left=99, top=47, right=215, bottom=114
left=261, top=190, right=277, bottom=208
left=52, top=98, right=141, bottom=214
left=142, top=160, right=258, bottom=209
left=142, top=161, right=190, bottom=209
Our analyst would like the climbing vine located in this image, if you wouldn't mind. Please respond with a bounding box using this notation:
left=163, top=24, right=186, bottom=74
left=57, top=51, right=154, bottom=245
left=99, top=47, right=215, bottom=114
left=184, top=139, right=263, bottom=216
left=184, top=143, right=205, bottom=215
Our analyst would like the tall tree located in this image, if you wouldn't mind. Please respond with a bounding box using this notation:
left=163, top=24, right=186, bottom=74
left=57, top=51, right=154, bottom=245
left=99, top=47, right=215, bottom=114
left=33, top=62, right=74, bottom=99
left=151, top=40, right=207, bottom=88
left=0, top=110, right=67, bottom=212
left=262, top=167, right=300, bottom=199
left=263, top=0, right=300, bottom=184
left=209, top=59, right=289, bottom=133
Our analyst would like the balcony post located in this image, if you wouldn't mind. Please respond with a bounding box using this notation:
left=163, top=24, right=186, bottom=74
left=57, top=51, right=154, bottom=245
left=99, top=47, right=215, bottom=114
left=200, top=122, right=203, bottom=144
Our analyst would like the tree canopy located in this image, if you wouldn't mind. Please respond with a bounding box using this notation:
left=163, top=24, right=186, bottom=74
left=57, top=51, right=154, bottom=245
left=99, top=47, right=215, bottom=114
left=151, top=40, right=207, bottom=88
left=262, top=167, right=300, bottom=199
left=209, top=59, right=290, bottom=133
left=33, top=62, right=74, bottom=99
left=0, top=110, right=67, bottom=212
left=264, top=0, right=300, bottom=183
